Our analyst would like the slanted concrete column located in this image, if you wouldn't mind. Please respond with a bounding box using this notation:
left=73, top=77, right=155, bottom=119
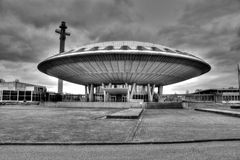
left=89, top=84, right=94, bottom=102
left=158, top=86, right=163, bottom=102
left=129, top=83, right=136, bottom=100
left=102, top=83, right=108, bottom=102
left=104, top=90, right=107, bottom=102
left=152, top=84, right=155, bottom=101
left=147, top=84, right=155, bottom=102
left=125, top=83, right=129, bottom=102
left=127, top=89, right=130, bottom=102
left=85, top=85, right=88, bottom=102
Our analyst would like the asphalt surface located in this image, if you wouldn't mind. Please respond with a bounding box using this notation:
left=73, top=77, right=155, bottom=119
left=0, top=141, right=240, bottom=160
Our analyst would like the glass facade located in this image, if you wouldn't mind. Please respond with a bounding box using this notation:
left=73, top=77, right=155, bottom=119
left=0, top=90, right=41, bottom=102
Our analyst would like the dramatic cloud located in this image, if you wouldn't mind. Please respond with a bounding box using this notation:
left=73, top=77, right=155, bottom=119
left=0, top=0, right=143, bottom=92
left=0, top=0, right=239, bottom=93
left=88, top=23, right=156, bottom=42
left=0, top=0, right=139, bottom=62
left=0, top=0, right=136, bottom=29
left=157, top=0, right=240, bottom=93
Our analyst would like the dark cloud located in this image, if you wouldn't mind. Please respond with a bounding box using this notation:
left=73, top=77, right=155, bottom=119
left=158, top=0, right=240, bottom=47
left=0, top=19, right=56, bottom=62
left=0, top=0, right=136, bottom=29
left=156, top=0, right=240, bottom=92
left=179, top=0, right=240, bottom=26
left=0, top=0, right=140, bottom=63
left=0, top=0, right=240, bottom=93
left=158, top=25, right=215, bottom=48
left=88, top=23, right=155, bottom=42
left=205, top=48, right=240, bottom=70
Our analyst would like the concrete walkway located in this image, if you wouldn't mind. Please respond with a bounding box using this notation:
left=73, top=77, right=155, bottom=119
left=106, top=108, right=143, bottom=119
left=195, top=108, right=240, bottom=118
left=1, top=142, right=240, bottom=160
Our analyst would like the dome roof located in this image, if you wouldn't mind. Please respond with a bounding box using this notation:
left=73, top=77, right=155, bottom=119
left=54, top=41, right=202, bottom=61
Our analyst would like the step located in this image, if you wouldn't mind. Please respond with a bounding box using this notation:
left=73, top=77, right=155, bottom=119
left=195, top=108, right=240, bottom=118
left=106, top=108, right=143, bottom=119
left=146, top=102, right=183, bottom=109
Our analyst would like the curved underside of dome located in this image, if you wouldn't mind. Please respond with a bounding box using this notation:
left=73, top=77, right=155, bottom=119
left=38, top=41, right=211, bottom=86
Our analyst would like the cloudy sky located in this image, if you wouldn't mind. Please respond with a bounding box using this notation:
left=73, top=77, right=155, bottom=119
left=0, top=0, right=240, bottom=94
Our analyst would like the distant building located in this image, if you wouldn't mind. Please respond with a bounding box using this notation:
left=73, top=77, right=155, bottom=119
left=191, top=88, right=240, bottom=103
left=0, top=79, right=46, bottom=102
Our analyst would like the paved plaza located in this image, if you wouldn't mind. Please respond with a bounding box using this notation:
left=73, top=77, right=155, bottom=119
left=0, top=142, right=240, bottom=160
left=0, top=105, right=240, bottom=143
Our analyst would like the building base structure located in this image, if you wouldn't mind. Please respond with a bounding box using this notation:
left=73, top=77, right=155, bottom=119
left=84, top=83, right=163, bottom=102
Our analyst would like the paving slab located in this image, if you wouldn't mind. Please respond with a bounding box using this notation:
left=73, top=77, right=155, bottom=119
left=0, top=106, right=137, bottom=143
left=195, top=108, right=240, bottom=118
left=133, top=109, right=240, bottom=142
left=106, top=108, right=143, bottom=119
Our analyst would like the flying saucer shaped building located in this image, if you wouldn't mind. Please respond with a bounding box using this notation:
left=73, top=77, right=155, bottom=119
left=38, top=41, right=211, bottom=102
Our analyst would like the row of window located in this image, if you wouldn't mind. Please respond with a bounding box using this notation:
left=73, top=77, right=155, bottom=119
left=76, top=45, right=177, bottom=53
left=62, top=45, right=194, bottom=58
left=0, top=90, right=41, bottom=101
left=222, top=95, right=240, bottom=101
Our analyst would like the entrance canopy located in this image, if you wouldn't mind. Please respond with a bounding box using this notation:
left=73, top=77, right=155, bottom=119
left=104, top=88, right=128, bottom=95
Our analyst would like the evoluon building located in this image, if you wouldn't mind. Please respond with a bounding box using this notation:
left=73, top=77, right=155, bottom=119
left=38, top=41, right=211, bottom=102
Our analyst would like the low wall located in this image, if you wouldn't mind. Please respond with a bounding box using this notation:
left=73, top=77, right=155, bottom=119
left=182, top=101, right=231, bottom=109
left=40, top=102, right=144, bottom=108
left=146, top=102, right=183, bottom=109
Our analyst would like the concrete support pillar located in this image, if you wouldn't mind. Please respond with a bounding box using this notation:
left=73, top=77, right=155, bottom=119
left=17, top=90, right=19, bottom=102
left=152, top=84, right=155, bottom=101
left=158, top=86, right=163, bottom=102
left=147, top=84, right=155, bottom=102
left=58, top=79, right=63, bottom=94
left=85, top=85, right=88, bottom=102
left=127, top=88, right=130, bottom=102
left=89, top=84, right=94, bottom=102
left=104, top=90, right=108, bottom=102
left=125, top=83, right=130, bottom=102
left=102, top=83, right=107, bottom=102
left=9, top=90, right=11, bottom=101
left=129, top=83, right=136, bottom=100
left=30, top=91, right=33, bottom=102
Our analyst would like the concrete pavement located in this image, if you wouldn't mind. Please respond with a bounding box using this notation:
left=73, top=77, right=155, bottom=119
left=0, top=141, right=240, bottom=160
left=1, top=106, right=240, bottom=143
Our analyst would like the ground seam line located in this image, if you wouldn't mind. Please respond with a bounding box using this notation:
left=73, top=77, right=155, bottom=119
left=125, top=109, right=145, bottom=142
